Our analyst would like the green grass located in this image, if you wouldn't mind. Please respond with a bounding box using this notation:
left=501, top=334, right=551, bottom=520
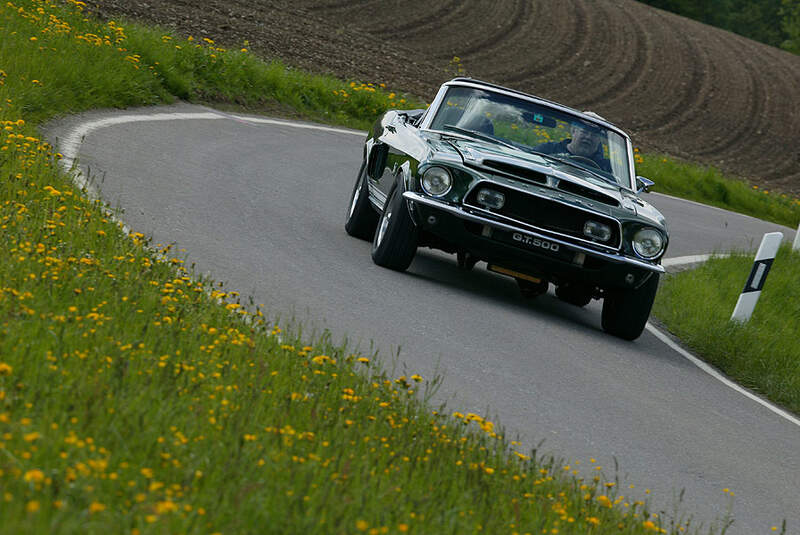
left=0, top=1, right=730, bottom=533
left=0, top=0, right=420, bottom=130
left=652, top=244, right=800, bottom=414
left=636, top=153, right=800, bottom=228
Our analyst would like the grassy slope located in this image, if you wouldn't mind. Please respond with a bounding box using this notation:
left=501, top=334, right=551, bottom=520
left=0, top=1, right=711, bottom=534
left=653, top=245, right=800, bottom=414
left=638, top=154, right=800, bottom=418
left=635, top=153, right=800, bottom=228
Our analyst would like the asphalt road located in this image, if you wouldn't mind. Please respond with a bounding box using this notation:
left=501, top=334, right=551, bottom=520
left=46, top=103, right=799, bottom=534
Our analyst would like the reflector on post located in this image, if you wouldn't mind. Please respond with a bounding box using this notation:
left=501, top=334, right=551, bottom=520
left=730, top=232, right=783, bottom=323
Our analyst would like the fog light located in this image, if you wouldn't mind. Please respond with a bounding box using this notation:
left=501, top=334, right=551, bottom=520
left=476, top=189, right=505, bottom=209
left=583, top=220, right=612, bottom=242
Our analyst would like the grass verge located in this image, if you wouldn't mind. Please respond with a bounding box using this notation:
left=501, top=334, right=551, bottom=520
left=652, top=244, right=800, bottom=415
left=0, top=0, right=773, bottom=533
left=635, top=153, right=800, bottom=228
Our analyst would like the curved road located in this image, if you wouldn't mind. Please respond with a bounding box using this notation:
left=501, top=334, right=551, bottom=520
left=47, top=104, right=799, bottom=534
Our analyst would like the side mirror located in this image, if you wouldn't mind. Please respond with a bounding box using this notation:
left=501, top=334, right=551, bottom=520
left=636, top=176, right=655, bottom=193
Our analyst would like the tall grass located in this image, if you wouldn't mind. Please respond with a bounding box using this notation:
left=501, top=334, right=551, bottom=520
left=0, top=0, right=419, bottom=130
left=653, top=245, right=800, bottom=414
left=636, top=153, right=800, bottom=228
left=0, top=1, right=718, bottom=533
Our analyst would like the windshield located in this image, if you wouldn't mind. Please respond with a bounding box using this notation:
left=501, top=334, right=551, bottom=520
left=428, top=86, right=632, bottom=188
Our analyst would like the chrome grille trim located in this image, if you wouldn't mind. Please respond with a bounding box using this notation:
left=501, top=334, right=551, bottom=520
left=403, top=191, right=663, bottom=273
left=463, top=180, right=623, bottom=252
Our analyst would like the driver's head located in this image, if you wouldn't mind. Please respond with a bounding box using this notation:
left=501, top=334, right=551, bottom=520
left=568, top=122, right=603, bottom=157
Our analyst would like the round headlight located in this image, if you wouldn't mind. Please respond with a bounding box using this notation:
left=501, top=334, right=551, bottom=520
left=632, top=228, right=665, bottom=259
left=421, top=166, right=452, bottom=197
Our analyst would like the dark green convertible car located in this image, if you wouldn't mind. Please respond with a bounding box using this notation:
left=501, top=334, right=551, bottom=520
left=345, top=78, right=668, bottom=340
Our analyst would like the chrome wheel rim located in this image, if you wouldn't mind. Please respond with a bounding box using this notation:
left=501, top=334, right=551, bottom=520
left=347, top=177, right=362, bottom=221
left=375, top=199, right=394, bottom=247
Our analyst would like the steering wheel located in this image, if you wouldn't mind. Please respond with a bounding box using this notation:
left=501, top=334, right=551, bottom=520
left=567, top=154, right=601, bottom=169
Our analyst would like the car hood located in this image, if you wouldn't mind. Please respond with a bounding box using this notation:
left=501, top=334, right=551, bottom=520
left=435, top=136, right=665, bottom=227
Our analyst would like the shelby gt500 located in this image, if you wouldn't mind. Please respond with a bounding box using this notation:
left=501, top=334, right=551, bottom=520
left=345, top=78, right=668, bottom=340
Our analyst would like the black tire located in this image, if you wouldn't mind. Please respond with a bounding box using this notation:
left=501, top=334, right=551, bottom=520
left=601, top=273, right=660, bottom=341
left=555, top=283, right=593, bottom=307
left=345, top=161, right=378, bottom=240
left=371, top=182, right=418, bottom=271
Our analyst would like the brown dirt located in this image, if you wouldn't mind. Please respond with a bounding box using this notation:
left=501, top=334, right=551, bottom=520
left=85, top=0, right=800, bottom=194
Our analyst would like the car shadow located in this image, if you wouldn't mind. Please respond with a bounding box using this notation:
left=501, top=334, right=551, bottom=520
left=403, top=249, right=603, bottom=333
left=401, top=250, right=692, bottom=365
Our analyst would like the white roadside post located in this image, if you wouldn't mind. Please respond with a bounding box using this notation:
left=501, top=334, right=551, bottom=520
left=730, top=232, right=783, bottom=323
left=793, top=223, right=800, bottom=252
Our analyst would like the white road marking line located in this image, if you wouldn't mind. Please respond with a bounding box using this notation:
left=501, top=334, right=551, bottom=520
left=59, top=111, right=365, bottom=184
left=59, top=112, right=223, bottom=194
left=661, top=253, right=728, bottom=267
left=655, top=253, right=800, bottom=428
left=645, top=323, right=800, bottom=429
left=226, top=112, right=366, bottom=137
left=650, top=192, right=798, bottom=234
left=55, top=110, right=800, bottom=431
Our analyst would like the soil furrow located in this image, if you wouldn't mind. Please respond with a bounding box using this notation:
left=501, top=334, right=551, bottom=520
left=84, top=0, right=800, bottom=193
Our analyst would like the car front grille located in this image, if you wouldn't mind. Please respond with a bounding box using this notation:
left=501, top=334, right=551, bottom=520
left=463, top=182, right=622, bottom=250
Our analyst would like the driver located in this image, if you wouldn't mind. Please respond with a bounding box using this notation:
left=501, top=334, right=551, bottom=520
left=533, top=120, right=611, bottom=173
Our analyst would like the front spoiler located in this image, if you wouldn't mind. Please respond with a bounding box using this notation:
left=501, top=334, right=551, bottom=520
left=403, top=191, right=664, bottom=274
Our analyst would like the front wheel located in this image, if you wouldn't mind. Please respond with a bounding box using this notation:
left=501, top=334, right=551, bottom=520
left=371, top=183, right=418, bottom=271
left=345, top=161, right=378, bottom=240
left=601, top=273, right=659, bottom=341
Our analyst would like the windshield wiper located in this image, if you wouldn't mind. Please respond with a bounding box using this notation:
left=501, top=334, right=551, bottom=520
left=441, top=124, right=519, bottom=152
left=522, top=150, right=618, bottom=186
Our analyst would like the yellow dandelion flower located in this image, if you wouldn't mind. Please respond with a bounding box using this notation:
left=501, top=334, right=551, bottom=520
left=26, top=501, right=40, bottom=513
left=155, top=500, right=178, bottom=514
left=89, top=502, right=106, bottom=514
left=596, top=495, right=612, bottom=508
left=24, top=469, right=45, bottom=483
left=311, top=355, right=334, bottom=365
left=0, top=362, right=12, bottom=375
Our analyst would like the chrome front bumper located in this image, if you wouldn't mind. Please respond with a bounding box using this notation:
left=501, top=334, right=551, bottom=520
left=403, top=191, right=664, bottom=274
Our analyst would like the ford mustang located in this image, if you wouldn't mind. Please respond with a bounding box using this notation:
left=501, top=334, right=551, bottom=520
left=345, top=78, right=668, bottom=340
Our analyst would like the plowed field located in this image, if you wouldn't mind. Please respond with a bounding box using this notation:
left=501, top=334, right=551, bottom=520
left=86, top=0, right=800, bottom=193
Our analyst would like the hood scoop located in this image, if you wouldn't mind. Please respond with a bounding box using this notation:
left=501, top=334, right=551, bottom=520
left=477, top=159, right=548, bottom=185
left=557, top=180, right=620, bottom=207
left=458, top=146, right=621, bottom=208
